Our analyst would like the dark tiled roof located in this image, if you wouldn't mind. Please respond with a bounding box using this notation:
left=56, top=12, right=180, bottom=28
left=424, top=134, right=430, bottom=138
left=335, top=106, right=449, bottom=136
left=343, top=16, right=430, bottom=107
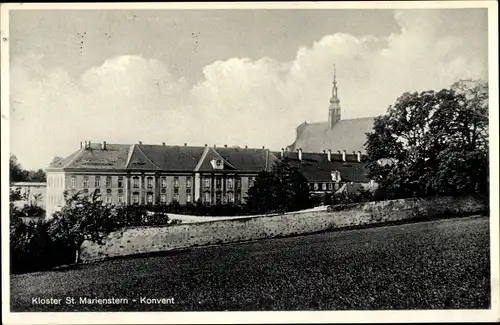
left=280, top=152, right=370, bottom=183
left=48, top=144, right=131, bottom=170
left=195, top=147, right=239, bottom=172
left=136, top=145, right=206, bottom=171
left=288, top=117, right=375, bottom=153
left=47, top=144, right=277, bottom=173
left=216, top=148, right=277, bottom=172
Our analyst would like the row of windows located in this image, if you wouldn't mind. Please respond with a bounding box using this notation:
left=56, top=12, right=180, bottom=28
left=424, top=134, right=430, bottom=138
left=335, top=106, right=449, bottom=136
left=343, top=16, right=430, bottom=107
left=310, top=183, right=341, bottom=191
left=72, top=176, right=123, bottom=189
left=133, top=176, right=190, bottom=189
left=70, top=175, right=255, bottom=190
left=203, top=177, right=251, bottom=189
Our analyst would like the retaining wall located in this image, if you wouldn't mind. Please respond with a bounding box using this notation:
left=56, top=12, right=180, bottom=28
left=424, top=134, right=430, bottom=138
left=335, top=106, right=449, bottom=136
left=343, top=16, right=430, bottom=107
left=81, top=196, right=487, bottom=262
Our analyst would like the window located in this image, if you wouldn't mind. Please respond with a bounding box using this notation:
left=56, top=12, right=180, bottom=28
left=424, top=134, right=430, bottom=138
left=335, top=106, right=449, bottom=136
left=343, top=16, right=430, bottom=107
left=105, top=196, right=112, bottom=204
left=118, top=188, right=123, bottom=194
left=228, top=192, right=234, bottom=203
left=186, top=193, right=192, bottom=203
left=216, top=176, right=221, bottom=188
left=322, top=183, right=327, bottom=191
left=118, top=195, right=124, bottom=204
left=186, top=176, right=192, bottom=188
left=95, top=176, right=101, bottom=187
left=146, top=193, right=153, bottom=204
left=133, top=177, right=139, bottom=188
left=83, top=176, right=89, bottom=188
left=204, top=192, right=211, bottom=203
left=83, top=188, right=89, bottom=194
left=173, top=193, right=180, bottom=202
left=106, top=176, right=112, bottom=188
left=95, top=189, right=101, bottom=195
left=216, top=160, right=222, bottom=167
left=118, top=176, right=123, bottom=188
left=106, top=189, right=112, bottom=194
left=236, top=178, right=241, bottom=188
left=228, top=178, right=233, bottom=189
left=160, top=194, right=167, bottom=203
left=204, top=177, right=210, bottom=188
left=147, top=177, right=153, bottom=188
left=174, top=188, right=179, bottom=195
left=248, top=177, right=255, bottom=187
left=161, top=188, right=167, bottom=194
left=132, top=192, right=139, bottom=204
left=173, top=177, right=179, bottom=188
left=71, top=176, right=76, bottom=188
left=161, top=177, right=167, bottom=188
left=328, top=183, right=333, bottom=190
left=334, top=183, right=340, bottom=190
left=314, top=183, right=319, bottom=190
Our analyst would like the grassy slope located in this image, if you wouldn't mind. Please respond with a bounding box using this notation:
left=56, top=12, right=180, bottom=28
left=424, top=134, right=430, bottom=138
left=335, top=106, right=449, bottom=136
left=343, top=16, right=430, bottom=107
left=10, top=216, right=490, bottom=311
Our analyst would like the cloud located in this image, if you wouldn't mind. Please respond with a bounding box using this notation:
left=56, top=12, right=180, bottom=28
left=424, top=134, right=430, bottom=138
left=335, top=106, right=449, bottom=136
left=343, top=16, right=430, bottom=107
left=10, top=10, right=487, bottom=169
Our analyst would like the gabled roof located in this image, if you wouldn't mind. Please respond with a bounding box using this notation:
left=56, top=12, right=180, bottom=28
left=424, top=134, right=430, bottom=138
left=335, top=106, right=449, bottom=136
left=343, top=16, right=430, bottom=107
left=195, top=147, right=238, bottom=172
left=216, top=147, right=277, bottom=172
left=288, top=117, right=375, bottom=154
left=134, top=145, right=206, bottom=171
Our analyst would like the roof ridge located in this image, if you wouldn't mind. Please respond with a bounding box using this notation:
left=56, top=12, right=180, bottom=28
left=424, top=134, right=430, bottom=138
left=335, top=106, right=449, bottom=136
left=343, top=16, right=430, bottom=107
left=61, top=148, right=84, bottom=168
left=125, top=144, right=136, bottom=169
left=193, top=146, right=210, bottom=172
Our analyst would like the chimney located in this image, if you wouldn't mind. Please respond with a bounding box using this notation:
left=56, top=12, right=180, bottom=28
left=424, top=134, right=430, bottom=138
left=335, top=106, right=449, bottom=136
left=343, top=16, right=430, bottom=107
left=297, top=148, right=303, bottom=161
left=205, top=144, right=207, bottom=147
left=224, top=144, right=228, bottom=148
left=342, top=150, right=346, bottom=162
left=80, top=141, right=83, bottom=149
left=88, top=141, right=92, bottom=149
left=357, top=151, right=361, bottom=162
left=262, top=146, right=265, bottom=149
left=184, top=143, right=187, bottom=147
left=281, top=148, right=285, bottom=158
left=103, top=141, right=107, bottom=150
left=214, top=144, right=216, bottom=148
left=139, top=141, right=142, bottom=145
left=162, top=142, right=166, bottom=146
left=245, top=145, right=248, bottom=149
left=327, top=149, right=332, bottom=162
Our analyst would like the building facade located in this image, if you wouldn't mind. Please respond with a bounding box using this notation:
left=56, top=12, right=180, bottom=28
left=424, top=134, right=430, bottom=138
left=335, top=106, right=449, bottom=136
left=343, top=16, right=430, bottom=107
left=275, top=148, right=374, bottom=198
left=45, top=142, right=277, bottom=217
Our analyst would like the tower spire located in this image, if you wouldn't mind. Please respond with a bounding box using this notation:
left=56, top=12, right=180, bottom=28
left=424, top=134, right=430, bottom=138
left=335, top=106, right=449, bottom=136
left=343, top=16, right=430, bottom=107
left=328, top=64, right=341, bottom=129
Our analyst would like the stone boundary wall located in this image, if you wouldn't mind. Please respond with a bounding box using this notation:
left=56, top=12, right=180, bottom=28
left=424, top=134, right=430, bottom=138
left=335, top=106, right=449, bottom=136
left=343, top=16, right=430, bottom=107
left=81, top=196, right=487, bottom=262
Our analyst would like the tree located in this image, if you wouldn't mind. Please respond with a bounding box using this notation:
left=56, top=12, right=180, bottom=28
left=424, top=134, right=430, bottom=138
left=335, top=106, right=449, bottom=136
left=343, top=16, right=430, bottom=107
left=365, top=80, right=488, bottom=198
left=9, top=154, right=47, bottom=182
left=246, top=158, right=311, bottom=213
left=10, top=155, right=29, bottom=183
left=47, top=190, right=118, bottom=266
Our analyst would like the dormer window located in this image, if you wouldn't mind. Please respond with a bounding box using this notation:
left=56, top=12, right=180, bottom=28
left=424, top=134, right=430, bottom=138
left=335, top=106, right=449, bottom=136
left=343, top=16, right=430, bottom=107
left=210, top=159, right=224, bottom=170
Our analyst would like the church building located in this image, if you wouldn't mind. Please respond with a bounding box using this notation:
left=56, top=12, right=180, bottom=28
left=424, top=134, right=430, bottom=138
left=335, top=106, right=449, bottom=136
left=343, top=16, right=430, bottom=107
left=287, top=66, right=375, bottom=154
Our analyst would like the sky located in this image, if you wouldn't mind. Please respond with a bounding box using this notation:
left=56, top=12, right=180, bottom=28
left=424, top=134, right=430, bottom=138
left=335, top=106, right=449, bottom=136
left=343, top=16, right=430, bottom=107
left=9, top=8, right=488, bottom=170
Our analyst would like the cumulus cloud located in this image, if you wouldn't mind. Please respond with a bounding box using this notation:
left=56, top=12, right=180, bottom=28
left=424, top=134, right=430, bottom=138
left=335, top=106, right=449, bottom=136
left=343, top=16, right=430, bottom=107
left=10, top=10, right=487, bottom=169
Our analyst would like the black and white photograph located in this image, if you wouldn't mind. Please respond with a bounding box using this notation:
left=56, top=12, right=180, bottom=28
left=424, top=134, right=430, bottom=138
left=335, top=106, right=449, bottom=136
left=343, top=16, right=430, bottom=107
left=1, top=1, right=498, bottom=324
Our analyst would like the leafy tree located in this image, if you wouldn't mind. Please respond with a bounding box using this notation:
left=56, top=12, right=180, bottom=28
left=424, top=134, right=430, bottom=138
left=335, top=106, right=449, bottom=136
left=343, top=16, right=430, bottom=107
left=246, top=158, right=311, bottom=213
left=47, top=190, right=118, bottom=266
left=10, top=155, right=29, bottom=183
left=365, top=80, right=488, bottom=198
left=9, top=154, right=47, bottom=182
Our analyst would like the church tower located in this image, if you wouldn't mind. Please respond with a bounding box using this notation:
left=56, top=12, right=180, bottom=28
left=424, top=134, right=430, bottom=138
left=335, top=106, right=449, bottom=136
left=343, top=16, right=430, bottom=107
left=328, top=65, right=341, bottom=129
